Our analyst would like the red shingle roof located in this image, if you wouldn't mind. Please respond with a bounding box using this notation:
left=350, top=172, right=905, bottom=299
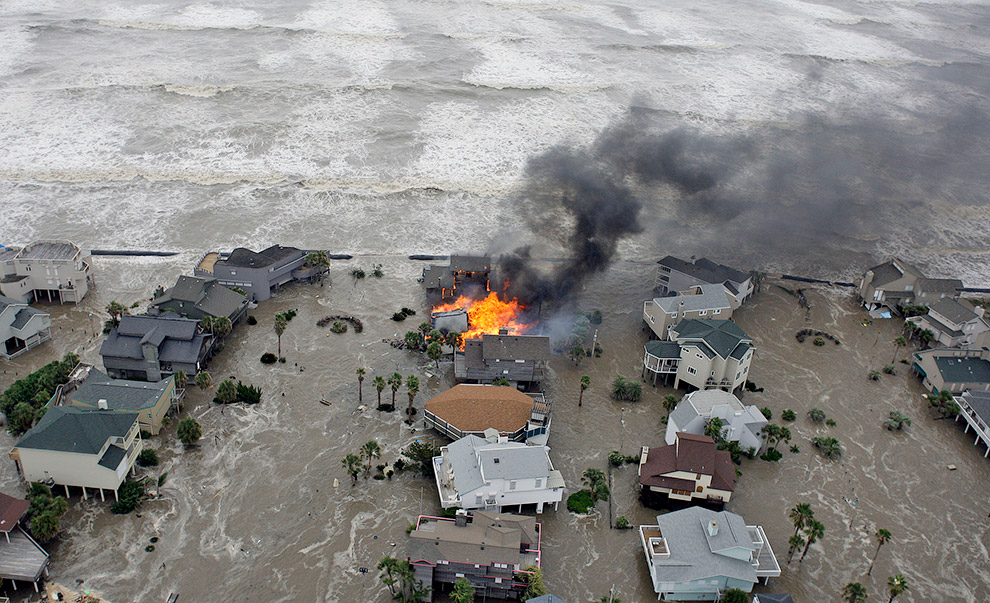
left=640, top=433, right=736, bottom=492
left=0, top=492, right=29, bottom=534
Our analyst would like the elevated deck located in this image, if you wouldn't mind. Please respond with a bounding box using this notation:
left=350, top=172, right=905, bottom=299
left=0, top=525, right=49, bottom=583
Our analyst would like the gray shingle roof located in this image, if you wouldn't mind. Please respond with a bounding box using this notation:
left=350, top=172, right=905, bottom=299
left=100, top=315, right=210, bottom=364
left=867, top=260, right=910, bottom=287
left=928, top=299, right=978, bottom=325
left=71, top=370, right=170, bottom=411
left=658, top=256, right=749, bottom=286
left=918, top=278, right=963, bottom=294
left=647, top=507, right=758, bottom=584
left=15, top=407, right=137, bottom=454
left=218, top=245, right=301, bottom=268
left=673, top=319, right=752, bottom=360
left=97, top=445, right=127, bottom=470
left=962, top=390, right=990, bottom=424
left=480, top=334, right=550, bottom=362
left=652, top=284, right=731, bottom=314
left=0, top=295, right=15, bottom=316
left=408, top=512, right=535, bottom=567
left=152, top=275, right=247, bottom=320
left=444, top=436, right=552, bottom=495
left=11, top=307, right=47, bottom=330
left=934, top=357, right=990, bottom=385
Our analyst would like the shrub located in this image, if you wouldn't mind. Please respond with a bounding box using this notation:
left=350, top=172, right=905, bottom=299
left=760, top=407, right=772, bottom=420
left=1, top=355, right=77, bottom=435
left=868, top=369, right=881, bottom=381
left=744, top=380, right=764, bottom=392
left=610, top=376, right=642, bottom=402
left=884, top=411, right=911, bottom=431
left=391, top=312, right=407, bottom=322
left=111, top=480, right=146, bottom=514
left=811, top=436, right=842, bottom=459
left=351, top=268, right=366, bottom=279
left=330, top=321, right=347, bottom=334
left=377, top=403, right=396, bottom=412
left=261, top=353, right=277, bottom=364
left=401, top=441, right=442, bottom=477
left=393, top=459, right=407, bottom=472
left=826, top=418, right=837, bottom=427
left=145, top=545, right=155, bottom=552
left=608, top=451, right=626, bottom=467
left=781, top=409, right=796, bottom=421
left=813, top=337, right=825, bottom=346
left=589, top=309, right=603, bottom=324
left=760, top=449, right=782, bottom=462
left=177, top=417, right=201, bottom=445
left=566, top=489, right=594, bottom=514
left=278, top=356, right=286, bottom=363
left=276, top=310, right=297, bottom=322
left=373, top=474, right=385, bottom=480
left=790, top=445, right=800, bottom=453
left=405, top=523, right=416, bottom=534
left=808, top=408, right=826, bottom=422
left=247, top=316, right=258, bottom=325
left=372, top=264, right=384, bottom=278
left=400, top=307, right=416, bottom=317
left=136, top=449, right=159, bottom=467
left=883, top=364, right=895, bottom=374
left=25, top=484, right=68, bottom=542
left=615, top=516, right=630, bottom=529
left=235, top=382, right=262, bottom=404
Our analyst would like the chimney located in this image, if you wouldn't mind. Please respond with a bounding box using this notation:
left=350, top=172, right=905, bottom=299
left=455, top=509, right=468, bottom=527
left=708, top=520, right=718, bottom=537
left=98, top=399, right=108, bottom=410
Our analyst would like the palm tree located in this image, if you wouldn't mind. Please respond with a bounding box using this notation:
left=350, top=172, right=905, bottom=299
left=417, top=321, right=432, bottom=340
left=883, top=412, right=911, bottom=431
left=703, top=417, right=724, bottom=442
left=105, top=300, right=127, bottom=327
left=789, top=503, right=815, bottom=538
left=195, top=371, right=212, bottom=389
left=377, top=556, right=401, bottom=596
left=808, top=408, right=826, bottom=422
left=356, top=368, right=366, bottom=402
left=406, top=375, right=420, bottom=422
left=842, top=582, right=868, bottom=603
left=787, top=533, right=804, bottom=564
left=918, top=328, right=934, bottom=348
left=360, top=440, right=381, bottom=477
left=892, top=336, right=907, bottom=363
left=445, top=331, right=463, bottom=360
left=213, top=316, right=232, bottom=339
left=305, top=251, right=330, bottom=279
left=274, top=314, right=287, bottom=357
left=662, top=394, right=678, bottom=423
left=887, top=575, right=908, bottom=602
left=388, top=373, right=403, bottom=406
left=373, top=376, right=386, bottom=406
left=799, top=520, right=825, bottom=562
left=173, top=370, right=188, bottom=390
left=200, top=316, right=216, bottom=334
left=579, top=375, right=590, bottom=406
left=868, top=529, right=891, bottom=575
left=427, top=341, right=443, bottom=368
left=216, top=379, right=237, bottom=405
left=581, top=468, right=608, bottom=504
left=404, top=331, right=424, bottom=350
left=342, top=454, right=362, bottom=485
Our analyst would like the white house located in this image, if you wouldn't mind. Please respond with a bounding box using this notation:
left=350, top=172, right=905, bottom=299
left=0, top=295, right=51, bottom=359
left=666, top=390, right=767, bottom=452
left=0, top=241, right=92, bottom=304
left=433, top=432, right=565, bottom=513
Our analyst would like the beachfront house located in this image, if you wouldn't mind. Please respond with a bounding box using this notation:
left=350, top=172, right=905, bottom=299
left=421, top=255, right=495, bottom=302
left=68, top=368, right=178, bottom=435
left=955, top=390, right=990, bottom=460
left=455, top=330, right=551, bottom=391
left=911, top=348, right=990, bottom=394
left=408, top=510, right=541, bottom=601
left=100, top=315, right=212, bottom=382
left=9, top=407, right=142, bottom=502
left=639, top=433, right=736, bottom=509
left=643, top=319, right=755, bottom=394
left=0, top=240, right=92, bottom=304
left=0, top=295, right=51, bottom=359
left=194, top=245, right=326, bottom=302
left=665, top=390, right=766, bottom=452
left=643, top=284, right=733, bottom=340
left=907, top=299, right=989, bottom=349
left=433, top=434, right=564, bottom=514
left=424, top=384, right=551, bottom=445
left=150, top=275, right=249, bottom=324
left=639, top=506, right=781, bottom=601
left=859, top=258, right=962, bottom=316
left=654, top=256, right=753, bottom=309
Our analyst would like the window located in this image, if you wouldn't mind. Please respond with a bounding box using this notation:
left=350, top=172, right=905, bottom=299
left=535, top=478, right=542, bottom=488
left=661, top=266, right=671, bottom=273
left=696, top=353, right=704, bottom=359
left=687, top=367, right=697, bottom=375
left=509, top=480, right=516, bottom=490
left=699, top=310, right=707, bottom=315
left=713, top=309, right=721, bottom=314
left=493, top=458, right=500, bottom=464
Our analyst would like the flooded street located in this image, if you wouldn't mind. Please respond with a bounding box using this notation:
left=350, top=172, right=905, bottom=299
left=1, top=256, right=988, bottom=602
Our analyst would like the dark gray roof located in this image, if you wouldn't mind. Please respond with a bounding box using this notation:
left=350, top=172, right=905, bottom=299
left=16, top=241, right=79, bottom=261
left=11, top=307, right=47, bottom=330
left=645, top=341, right=682, bottom=359
left=527, top=595, right=567, bottom=603
left=152, top=275, right=247, bottom=319
left=658, top=256, right=749, bottom=286
left=480, top=334, right=550, bottom=362
left=71, top=370, right=171, bottom=411
left=934, top=357, right=990, bottom=384
left=97, top=445, right=127, bottom=470
left=866, top=260, right=911, bottom=287
left=218, top=245, right=301, bottom=268
left=928, top=299, right=977, bottom=325
left=15, top=407, right=137, bottom=454
left=962, top=390, right=990, bottom=424
left=100, top=315, right=210, bottom=364
left=449, top=255, right=492, bottom=273
left=673, top=319, right=752, bottom=360
left=917, top=313, right=964, bottom=338
left=0, top=295, right=23, bottom=316
left=918, top=278, right=963, bottom=294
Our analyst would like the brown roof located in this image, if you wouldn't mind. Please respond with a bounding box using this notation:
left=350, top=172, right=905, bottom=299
left=640, top=433, right=736, bottom=492
left=426, top=385, right=534, bottom=434
left=408, top=511, right=537, bottom=566
left=0, top=493, right=29, bottom=534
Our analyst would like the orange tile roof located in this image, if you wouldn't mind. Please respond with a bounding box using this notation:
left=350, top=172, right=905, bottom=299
left=425, top=384, right=534, bottom=434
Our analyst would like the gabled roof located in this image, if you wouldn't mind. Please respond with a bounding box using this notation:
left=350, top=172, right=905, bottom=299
left=652, top=285, right=731, bottom=314
left=426, top=385, right=534, bottom=434
left=217, top=245, right=301, bottom=269
left=640, top=434, right=735, bottom=492
left=152, top=275, right=247, bottom=319
left=480, top=333, right=550, bottom=362
left=647, top=507, right=759, bottom=584
left=658, top=256, right=749, bottom=286
left=408, top=511, right=535, bottom=567
left=672, top=319, right=752, bottom=360
left=444, top=435, right=553, bottom=495
left=917, top=278, right=963, bottom=294
left=928, top=299, right=978, bottom=325
left=0, top=493, right=29, bottom=533
left=15, top=407, right=137, bottom=454
left=645, top=341, right=681, bottom=359
left=71, top=369, right=171, bottom=411
left=962, top=390, right=990, bottom=425
left=100, top=315, right=210, bottom=363
left=866, top=259, right=917, bottom=287
left=0, top=295, right=24, bottom=316
left=11, top=307, right=47, bottom=329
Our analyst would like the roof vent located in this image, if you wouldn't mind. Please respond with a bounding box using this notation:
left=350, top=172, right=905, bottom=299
left=708, top=520, right=718, bottom=536
left=98, top=399, right=108, bottom=410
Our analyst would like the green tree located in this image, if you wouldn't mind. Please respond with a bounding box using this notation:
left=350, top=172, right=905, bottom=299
left=782, top=408, right=797, bottom=421
left=342, top=453, right=362, bottom=485
left=789, top=503, right=815, bottom=538
left=450, top=577, right=475, bottom=603
left=892, top=336, right=908, bottom=363
left=105, top=300, right=127, bottom=327
left=445, top=331, right=463, bottom=361
left=812, top=436, right=842, bottom=459
left=404, top=331, right=423, bottom=351
left=406, top=375, right=420, bottom=422
left=581, top=468, right=609, bottom=504
left=427, top=341, right=443, bottom=368
left=722, top=589, right=748, bottom=603
left=373, top=376, right=386, bottom=406
left=808, top=408, right=826, bottom=422
left=389, top=373, right=403, bottom=406
left=799, top=519, right=825, bottom=562
left=418, top=321, right=432, bottom=339
left=274, top=314, right=287, bottom=357
left=579, top=375, right=590, bottom=406
left=787, top=533, right=804, bottom=564
left=25, top=484, right=68, bottom=542
left=884, top=412, right=911, bottom=431
left=843, top=582, right=868, bottom=603
left=662, top=394, right=678, bottom=423
left=9, top=401, right=36, bottom=435
left=215, top=379, right=237, bottom=405
left=918, top=328, right=934, bottom=347
left=868, top=528, right=891, bottom=576
left=137, top=449, right=159, bottom=467
left=195, top=371, right=212, bottom=390
left=305, top=251, right=330, bottom=273
left=177, top=417, right=202, bottom=445
left=887, top=575, right=908, bottom=602
left=401, top=440, right=442, bottom=477
left=520, top=566, right=547, bottom=599
left=704, top=417, right=725, bottom=443
left=361, top=440, right=382, bottom=478
left=200, top=316, right=217, bottom=334
left=356, top=367, right=366, bottom=402
left=377, top=556, right=401, bottom=596
left=173, top=370, right=188, bottom=390
left=492, top=378, right=510, bottom=386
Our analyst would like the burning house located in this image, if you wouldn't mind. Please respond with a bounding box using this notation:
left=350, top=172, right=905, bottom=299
left=421, top=255, right=495, bottom=303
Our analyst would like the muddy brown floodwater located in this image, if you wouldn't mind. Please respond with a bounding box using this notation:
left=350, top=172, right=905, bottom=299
left=1, top=256, right=988, bottom=602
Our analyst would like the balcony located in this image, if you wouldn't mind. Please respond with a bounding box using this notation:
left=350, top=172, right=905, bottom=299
left=640, top=526, right=670, bottom=561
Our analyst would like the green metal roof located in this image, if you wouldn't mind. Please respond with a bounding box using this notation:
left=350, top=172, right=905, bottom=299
left=645, top=340, right=682, bottom=359
left=673, top=319, right=752, bottom=359
left=934, top=357, right=990, bottom=384
left=15, top=407, right=137, bottom=454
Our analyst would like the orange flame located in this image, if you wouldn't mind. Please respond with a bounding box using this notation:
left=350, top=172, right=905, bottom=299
left=433, top=291, right=533, bottom=340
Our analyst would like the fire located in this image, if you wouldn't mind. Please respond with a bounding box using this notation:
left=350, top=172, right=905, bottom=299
left=433, top=291, right=533, bottom=340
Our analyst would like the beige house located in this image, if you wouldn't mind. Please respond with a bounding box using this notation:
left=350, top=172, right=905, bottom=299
left=0, top=241, right=92, bottom=304
left=644, top=319, right=755, bottom=393
left=859, top=258, right=961, bottom=315
left=9, top=407, right=142, bottom=501
left=907, top=299, right=989, bottom=349
left=643, top=284, right=733, bottom=340
left=911, top=348, right=990, bottom=395
left=68, top=368, right=177, bottom=435
left=639, top=433, right=736, bottom=509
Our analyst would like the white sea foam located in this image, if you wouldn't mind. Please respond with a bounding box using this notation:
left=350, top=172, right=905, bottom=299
left=0, top=26, right=35, bottom=77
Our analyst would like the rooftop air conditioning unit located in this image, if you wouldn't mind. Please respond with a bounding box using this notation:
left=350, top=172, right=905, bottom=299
left=98, top=399, right=108, bottom=410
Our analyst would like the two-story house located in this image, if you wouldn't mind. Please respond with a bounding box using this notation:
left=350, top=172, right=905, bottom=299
left=907, top=299, right=989, bottom=349
left=0, top=295, right=51, bottom=359
left=455, top=330, right=551, bottom=391
left=433, top=433, right=565, bottom=513
left=639, top=433, right=736, bottom=509
left=639, top=506, right=781, bottom=600
left=0, top=241, right=92, bottom=304
left=655, top=256, right=753, bottom=309
left=150, top=275, right=249, bottom=324
left=859, top=258, right=962, bottom=315
left=68, top=368, right=178, bottom=435
left=912, top=348, right=990, bottom=394
left=9, top=407, right=142, bottom=502
left=194, top=245, right=325, bottom=302
left=408, top=510, right=541, bottom=601
left=644, top=319, right=755, bottom=394
left=644, top=284, right=733, bottom=340
left=665, top=390, right=766, bottom=452
left=100, top=315, right=212, bottom=382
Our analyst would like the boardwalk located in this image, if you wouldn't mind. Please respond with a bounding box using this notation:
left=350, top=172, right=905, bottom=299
left=0, top=526, right=49, bottom=584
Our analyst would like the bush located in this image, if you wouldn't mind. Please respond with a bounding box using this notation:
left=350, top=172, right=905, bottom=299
left=781, top=409, right=797, bottom=421
left=137, top=449, right=159, bottom=467
left=247, top=315, right=258, bottom=325
left=260, top=352, right=278, bottom=364
left=813, top=337, right=825, bottom=346
left=25, top=484, right=68, bottom=542
left=330, top=321, right=347, bottom=334
left=868, top=369, right=881, bottom=381
left=566, top=489, right=594, bottom=514
left=401, top=307, right=416, bottom=316
left=111, top=480, right=146, bottom=514
left=235, top=382, right=262, bottom=404
left=808, top=408, right=826, bottom=422
left=589, top=309, right=603, bottom=324
left=177, top=417, right=201, bottom=445
left=391, top=312, right=407, bottom=322
left=377, top=403, right=396, bottom=412
left=608, top=450, right=626, bottom=467
left=826, top=418, right=836, bottom=427
left=278, top=356, right=286, bottom=363
left=610, top=376, right=642, bottom=402
left=351, top=268, right=366, bottom=279
left=883, top=364, right=895, bottom=374
left=811, top=436, right=842, bottom=459
left=760, top=449, right=782, bottom=462
left=790, top=445, right=800, bottom=453
left=372, top=264, right=384, bottom=278
left=744, top=380, right=764, bottom=392
left=276, top=310, right=297, bottom=322
left=402, top=441, right=442, bottom=477
left=1, top=355, right=77, bottom=435
left=760, top=407, right=772, bottom=420
left=615, top=516, right=630, bottom=529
